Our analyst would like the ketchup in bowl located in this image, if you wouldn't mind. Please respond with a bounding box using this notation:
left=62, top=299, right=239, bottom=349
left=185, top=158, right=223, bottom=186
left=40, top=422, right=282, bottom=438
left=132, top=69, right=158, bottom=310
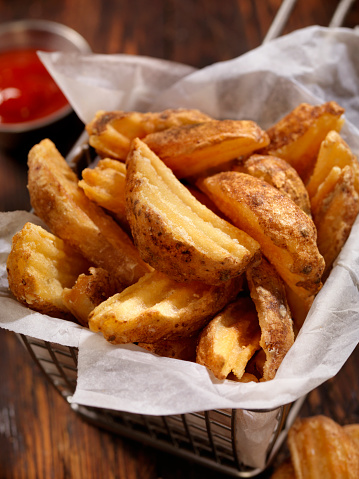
left=0, top=48, right=68, bottom=124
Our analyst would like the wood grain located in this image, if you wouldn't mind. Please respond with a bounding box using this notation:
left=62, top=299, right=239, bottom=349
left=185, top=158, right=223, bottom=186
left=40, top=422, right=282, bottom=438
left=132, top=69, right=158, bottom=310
left=1, top=1, right=359, bottom=478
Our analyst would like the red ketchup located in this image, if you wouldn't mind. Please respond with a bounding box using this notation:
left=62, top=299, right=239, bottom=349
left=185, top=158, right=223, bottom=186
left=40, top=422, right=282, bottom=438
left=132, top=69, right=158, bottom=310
left=0, top=48, right=68, bottom=124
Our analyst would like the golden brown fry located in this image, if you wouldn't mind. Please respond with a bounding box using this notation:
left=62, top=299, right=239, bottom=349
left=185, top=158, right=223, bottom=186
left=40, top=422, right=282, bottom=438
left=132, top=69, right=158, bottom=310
left=196, top=296, right=261, bottom=380
left=343, top=424, right=359, bottom=449
left=143, top=119, right=269, bottom=178
left=246, top=258, right=294, bottom=381
left=198, top=171, right=325, bottom=299
left=79, top=158, right=128, bottom=230
left=312, top=165, right=359, bottom=279
left=288, top=415, right=359, bottom=478
left=310, top=166, right=343, bottom=213
left=28, top=139, right=151, bottom=287
left=307, top=130, right=359, bottom=198
left=138, top=335, right=199, bottom=362
left=126, top=138, right=261, bottom=285
left=6, top=222, right=90, bottom=319
left=233, top=154, right=312, bottom=217
left=86, top=108, right=212, bottom=159
left=88, top=270, right=243, bottom=344
left=62, top=267, right=121, bottom=327
left=262, top=102, right=345, bottom=183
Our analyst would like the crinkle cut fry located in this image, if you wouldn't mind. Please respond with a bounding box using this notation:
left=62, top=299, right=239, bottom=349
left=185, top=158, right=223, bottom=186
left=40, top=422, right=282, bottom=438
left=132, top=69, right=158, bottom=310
left=126, top=138, right=261, bottom=285
left=288, top=415, right=359, bottom=478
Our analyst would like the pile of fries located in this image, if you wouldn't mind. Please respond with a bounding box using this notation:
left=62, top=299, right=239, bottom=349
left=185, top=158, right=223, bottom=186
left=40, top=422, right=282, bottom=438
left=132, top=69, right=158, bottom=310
left=271, top=415, right=359, bottom=478
left=6, top=101, right=359, bottom=383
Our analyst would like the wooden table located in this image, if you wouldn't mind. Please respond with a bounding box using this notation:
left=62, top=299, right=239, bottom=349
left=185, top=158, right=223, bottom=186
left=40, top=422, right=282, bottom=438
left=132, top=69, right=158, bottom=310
left=1, top=1, right=359, bottom=478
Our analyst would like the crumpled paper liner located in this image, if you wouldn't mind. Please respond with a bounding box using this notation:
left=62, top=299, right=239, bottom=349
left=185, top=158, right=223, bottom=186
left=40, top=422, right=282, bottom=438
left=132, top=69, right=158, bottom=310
left=1, top=26, right=359, bottom=469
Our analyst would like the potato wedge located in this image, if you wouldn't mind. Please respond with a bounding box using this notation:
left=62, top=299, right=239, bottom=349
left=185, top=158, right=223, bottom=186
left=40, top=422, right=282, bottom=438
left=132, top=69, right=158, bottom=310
left=138, top=335, right=199, bottom=362
left=28, top=139, right=151, bottom=287
left=185, top=184, right=226, bottom=218
left=143, top=119, right=269, bottom=178
left=344, top=424, right=359, bottom=450
left=198, top=171, right=325, bottom=299
left=196, top=296, right=261, bottom=381
left=246, top=258, right=294, bottom=381
left=86, top=108, right=212, bottom=159
left=88, top=271, right=243, bottom=344
left=79, top=158, right=128, bottom=229
left=288, top=416, right=359, bottom=478
left=233, top=154, right=312, bottom=217
left=7, top=222, right=90, bottom=319
left=310, top=166, right=343, bottom=215
left=62, top=267, right=120, bottom=327
left=306, top=130, right=359, bottom=198
left=312, top=165, right=359, bottom=279
left=262, top=102, right=345, bottom=183
left=126, top=138, right=261, bottom=285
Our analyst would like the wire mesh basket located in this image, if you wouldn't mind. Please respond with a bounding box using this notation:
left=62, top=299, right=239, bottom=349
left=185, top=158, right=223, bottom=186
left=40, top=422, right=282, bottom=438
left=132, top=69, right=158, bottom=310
left=17, top=1, right=358, bottom=477
left=18, top=333, right=306, bottom=477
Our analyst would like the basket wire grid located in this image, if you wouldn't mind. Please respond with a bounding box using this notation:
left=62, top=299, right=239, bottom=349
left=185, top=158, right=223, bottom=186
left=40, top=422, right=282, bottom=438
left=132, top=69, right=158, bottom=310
left=19, top=0, right=358, bottom=476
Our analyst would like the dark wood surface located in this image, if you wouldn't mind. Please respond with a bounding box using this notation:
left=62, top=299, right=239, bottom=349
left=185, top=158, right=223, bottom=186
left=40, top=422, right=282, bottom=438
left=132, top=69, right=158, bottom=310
left=1, top=1, right=359, bottom=478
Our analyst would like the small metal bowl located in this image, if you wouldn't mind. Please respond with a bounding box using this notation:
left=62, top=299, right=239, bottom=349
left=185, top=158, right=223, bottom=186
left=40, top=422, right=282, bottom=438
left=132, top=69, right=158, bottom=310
left=0, top=19, right=92, bottom=155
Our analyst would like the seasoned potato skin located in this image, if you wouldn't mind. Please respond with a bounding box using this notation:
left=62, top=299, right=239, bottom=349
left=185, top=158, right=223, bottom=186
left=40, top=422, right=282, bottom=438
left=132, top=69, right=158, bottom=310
left=126, top=138, right=261, bottom=285
left=246, top=258, right=294, bottom=381
left=233, top=154, right=312, bottom=217
left=198, top=171, right=325, bottom=298
left=143, top=119, right=269, bottom=178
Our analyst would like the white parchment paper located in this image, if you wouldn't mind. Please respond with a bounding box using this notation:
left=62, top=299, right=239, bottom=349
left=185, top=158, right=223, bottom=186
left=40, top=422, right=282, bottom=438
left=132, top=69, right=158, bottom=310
left=2, top=25, right=359, bottom=468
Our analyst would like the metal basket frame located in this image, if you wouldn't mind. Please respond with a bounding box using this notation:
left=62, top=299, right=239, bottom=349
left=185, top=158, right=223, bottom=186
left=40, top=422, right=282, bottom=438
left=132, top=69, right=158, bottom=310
left=18, top=1, right=357, bottom=476
left=19, top=334, right=306, bottom=477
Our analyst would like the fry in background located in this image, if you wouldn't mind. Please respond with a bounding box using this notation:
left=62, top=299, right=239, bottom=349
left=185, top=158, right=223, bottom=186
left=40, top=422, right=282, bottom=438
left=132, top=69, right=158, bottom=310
left=89, top=270, right=243, bottom=344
